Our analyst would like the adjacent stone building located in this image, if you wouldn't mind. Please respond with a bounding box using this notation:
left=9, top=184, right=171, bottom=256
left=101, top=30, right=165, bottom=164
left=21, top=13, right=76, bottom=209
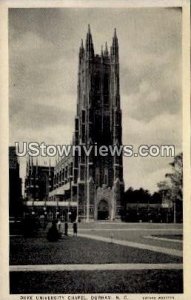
left=25, top=159, right=54, bottom=202
left=9, top=146, right=22, bottom=217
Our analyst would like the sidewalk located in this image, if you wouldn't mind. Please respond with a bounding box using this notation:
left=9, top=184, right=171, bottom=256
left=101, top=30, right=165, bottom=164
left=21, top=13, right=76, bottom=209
left=75, top=232, right=183, bottom=257
left=10, top=263, right=183, bottom=272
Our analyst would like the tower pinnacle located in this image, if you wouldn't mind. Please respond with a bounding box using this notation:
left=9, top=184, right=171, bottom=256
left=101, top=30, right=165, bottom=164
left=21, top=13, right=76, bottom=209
left=111, top=28, right=118, bottom=59
left=86, top=24, right=94, bottom=58
left=101, top=45, right=103, bottom=55
left=114, top=28, right=117, bottom=38
left=104, top=42, right=109, bottom=56
left=79, top=39, right=84, bottom=60
left=112, top=28, right=118, bottom=46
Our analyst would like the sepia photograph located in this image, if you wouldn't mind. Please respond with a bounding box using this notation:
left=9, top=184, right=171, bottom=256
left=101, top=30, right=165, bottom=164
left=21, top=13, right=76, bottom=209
left=0, top=1, right=190, bottom=299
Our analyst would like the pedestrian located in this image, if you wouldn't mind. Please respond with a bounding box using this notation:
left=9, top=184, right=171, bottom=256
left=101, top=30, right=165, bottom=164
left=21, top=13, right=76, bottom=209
left=57, top=219, right=61, bottom=232
left=64, top=222, right=68, bottom=236
left=73, top=221, right=77, bottom=237
left=47, top=220, right=60, bottom=242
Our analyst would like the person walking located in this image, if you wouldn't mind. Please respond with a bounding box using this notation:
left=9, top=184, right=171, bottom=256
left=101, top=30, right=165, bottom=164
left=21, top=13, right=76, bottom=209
left=73, top=221, right=77, bottom=237
left=57, top=219, right=61, bottom=232
left=47, top=220, right=60, bottom=242
left=64, top=222, right=68, bottom=236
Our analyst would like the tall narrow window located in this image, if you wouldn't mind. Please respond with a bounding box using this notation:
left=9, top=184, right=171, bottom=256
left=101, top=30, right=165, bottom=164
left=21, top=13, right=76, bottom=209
left=82, top=124, right=85, bottom=143
left=82, top=110, right=86, bottom=123
left=104, top=168, right=108, bottom=185
left=104, top=74, right=109, bottom=94
left=65, top=166, right=68, bottom=181
left=75, top=117, right=79, bottom=130
left=80, top=165, right=85, bottom=181
left=95, top=167, right=100, bottom=186
left=70, top=162, right=73, bottom=177
left=94, top=75, right=100, bottom=91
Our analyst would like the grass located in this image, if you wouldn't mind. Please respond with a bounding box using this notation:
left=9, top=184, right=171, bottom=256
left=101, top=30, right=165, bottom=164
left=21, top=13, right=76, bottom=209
left=80, top=229, right=183, bottom=251
left=10, top=236, right=182, bottom=265
left=9, top=225, right=183, bottom=294
left=152, top=234, right=183, bottom=240
left=10, top=270, right=183, bottom=294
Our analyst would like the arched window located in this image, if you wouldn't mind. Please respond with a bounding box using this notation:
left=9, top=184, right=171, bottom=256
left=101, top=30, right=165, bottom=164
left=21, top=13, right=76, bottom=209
left=104, top=74, right=109, bottom=94
left=104, top=168, right=108, bottom=185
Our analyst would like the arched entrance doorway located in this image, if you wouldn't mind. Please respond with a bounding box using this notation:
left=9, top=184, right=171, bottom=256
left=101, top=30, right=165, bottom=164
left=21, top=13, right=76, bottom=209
left=97, top=199, right=109, bottom=220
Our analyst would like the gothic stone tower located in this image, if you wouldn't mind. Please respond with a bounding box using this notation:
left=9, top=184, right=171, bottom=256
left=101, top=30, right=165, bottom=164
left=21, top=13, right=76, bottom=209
left=74, top=26, right=124, bottom=221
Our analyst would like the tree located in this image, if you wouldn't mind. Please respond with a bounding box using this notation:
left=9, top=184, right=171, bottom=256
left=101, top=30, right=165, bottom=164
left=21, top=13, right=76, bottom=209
left=165, top=153, right=183, bottom=202
left=123, top=187, right=153, bottom=222
left=157, top=153, right=183, bottom=223
left=157, top=180, right=171, bottom=200
left=151, top=191, right=162, bottom=204
left=165, top=153, right=183, bottom=222
left=123, top=187, right=151, bottom=204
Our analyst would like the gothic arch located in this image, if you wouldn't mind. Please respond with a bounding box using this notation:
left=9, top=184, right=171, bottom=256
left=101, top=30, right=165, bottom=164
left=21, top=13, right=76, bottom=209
left=97, top=199, right=109, bottom=220
left=95, top=186, right=114, bottom=220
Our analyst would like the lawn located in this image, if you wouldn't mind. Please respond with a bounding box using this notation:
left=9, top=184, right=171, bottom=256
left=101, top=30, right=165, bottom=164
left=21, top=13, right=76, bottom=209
left=80, top=229, right=183, bottom=251
left=152, top=234, right=183, bottom=240
left=10, top=270, right=183, bottom=294
left=10, top=226, right=183, bottom=294
left=10, top=236, right=182, bottom=265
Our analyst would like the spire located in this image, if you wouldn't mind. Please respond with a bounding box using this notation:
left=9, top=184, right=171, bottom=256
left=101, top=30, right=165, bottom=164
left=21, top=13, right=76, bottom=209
left=26, top=155, right=29, bottom=175
left=28, top=155, right=31, bottom=175
left=36, top=157, right=38, bottom=176
left=79, top=38, right=84, bottom=61
left=88, top=24, right=91, bottom=34
left=100, top=45, right=103, bottom=62
left=31, top=157, right=33, bottom=176
left=114, top=28, right=117, bottom=38
left=49, top=158, right=51, bottom=176
left=111, top=28, right=118, bottom=60
left=85, top=24, right=94, bottom=59
left=101, top=45, right=103, bottom=55
left=104, top=42, right=109, bottom=57
left=80, top=39, right=84, bottom=49
left=113, top=28, right=118, bottom=45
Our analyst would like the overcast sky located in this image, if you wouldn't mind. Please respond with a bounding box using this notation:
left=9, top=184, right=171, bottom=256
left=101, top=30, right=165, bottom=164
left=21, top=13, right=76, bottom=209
left=9, top=7, right=182, bottom=193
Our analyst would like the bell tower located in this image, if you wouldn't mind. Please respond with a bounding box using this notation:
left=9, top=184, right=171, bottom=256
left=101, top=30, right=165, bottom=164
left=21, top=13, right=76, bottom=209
left=74, top=26, right=124, bottom=221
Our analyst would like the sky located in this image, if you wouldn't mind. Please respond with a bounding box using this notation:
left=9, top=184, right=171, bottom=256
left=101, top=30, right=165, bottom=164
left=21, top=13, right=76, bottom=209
left=9, top=7, right=182, bottom=193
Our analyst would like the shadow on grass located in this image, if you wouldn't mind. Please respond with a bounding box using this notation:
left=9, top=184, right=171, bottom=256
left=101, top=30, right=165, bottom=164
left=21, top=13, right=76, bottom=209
left=10, top=270, right=183, bottom=294
left=10, top=236, right=182, bottom=265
